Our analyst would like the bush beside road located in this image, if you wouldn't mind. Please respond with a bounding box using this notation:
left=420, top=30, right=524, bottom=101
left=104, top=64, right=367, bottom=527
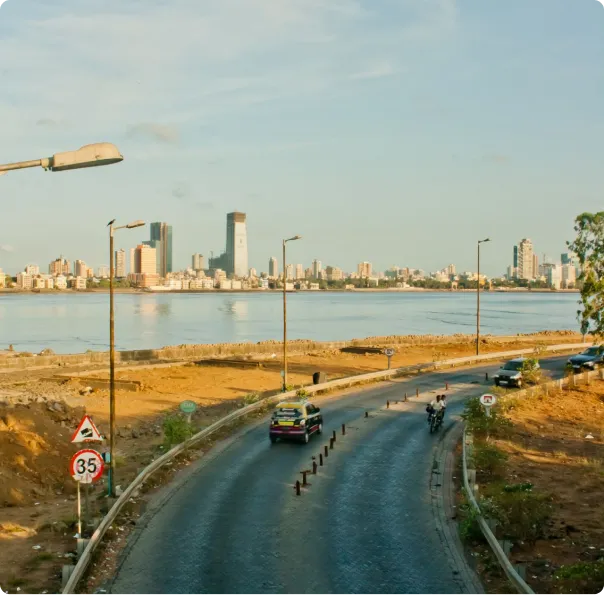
left=457, top=381, right=604, bottom=594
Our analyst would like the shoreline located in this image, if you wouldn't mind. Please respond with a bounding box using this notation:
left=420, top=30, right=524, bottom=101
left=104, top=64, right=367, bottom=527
left=0, top=287, right=581, bottom=296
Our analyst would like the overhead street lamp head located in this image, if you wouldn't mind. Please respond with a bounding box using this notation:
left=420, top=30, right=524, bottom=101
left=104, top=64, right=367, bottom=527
left=48, top=143, right=124, bottom=172
left=479, top=238, right=491, bottom=244
left=285, top=235, right=302, bottom=242
left=126, top=220, right=145, bottom=229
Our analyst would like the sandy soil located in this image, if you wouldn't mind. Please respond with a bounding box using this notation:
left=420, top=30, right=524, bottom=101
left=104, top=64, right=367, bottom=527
left=0, top=331, right=585, bottom=593
left=464, top=381, right=604, bottom=594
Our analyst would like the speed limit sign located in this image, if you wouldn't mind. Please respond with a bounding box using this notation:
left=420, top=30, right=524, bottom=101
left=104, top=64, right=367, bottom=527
left=70, top=449, right=104, bottom=484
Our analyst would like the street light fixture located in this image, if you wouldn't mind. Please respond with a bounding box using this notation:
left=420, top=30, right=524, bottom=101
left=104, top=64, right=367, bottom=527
left=0, top=143, right=124, bottom=174
left=282, top=235, right=302, bottom=392
left=107, top=219, right=145, bottom=497
left=476, top=238, right=491, bottom=356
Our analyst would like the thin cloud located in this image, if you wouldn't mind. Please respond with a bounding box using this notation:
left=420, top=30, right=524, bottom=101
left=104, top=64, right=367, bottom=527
left=0, top=245, right=15, bottom=253
left=127, top=123, right=179, bottom=144
left=172, top=183, right=189, bottom=200
left=483, top=153, right=509, bottom=164
left=349, top=63, right=395, bottom=80
left=195, top=201, right=215, bottom=210
left=36, top=118, right=60, bottom=127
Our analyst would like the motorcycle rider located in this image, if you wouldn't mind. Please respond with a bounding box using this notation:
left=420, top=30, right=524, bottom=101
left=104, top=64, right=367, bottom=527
left=426, top=394, right=444, bottom=423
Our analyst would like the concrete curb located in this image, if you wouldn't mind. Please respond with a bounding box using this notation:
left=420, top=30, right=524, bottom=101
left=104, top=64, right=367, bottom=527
left=62, top=341, right=590, bottom=594
left=431, top=418, right=484, bottom=594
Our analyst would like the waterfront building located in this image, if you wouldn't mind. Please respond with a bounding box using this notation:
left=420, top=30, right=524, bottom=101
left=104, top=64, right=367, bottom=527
left=115, top=249, right=126, bottom=278
left=16, top=273, right=33, bottom=290
left=226, top=212, right=248, bottom=278
left=132, top=244, right=157, bottom=275
left=25, top=264, right=40, bottom=276
left=192, top=253, right=205, bottom=271
left=312, top=259, right=322, bottom=278
left=97, top=265, right=110, bottom=278
left=515, top=238, right=535, bottom=280
left=74, top=260, right=87, bottom=278
left=145, top=222, right=173, bottom=277
left=357, top=261, right=372, bottom=278
left=269, top=257, right=278, bottom=279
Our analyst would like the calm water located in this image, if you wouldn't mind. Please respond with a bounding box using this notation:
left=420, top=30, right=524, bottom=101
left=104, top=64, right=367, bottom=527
left=0, top=292, right=580, bottom=354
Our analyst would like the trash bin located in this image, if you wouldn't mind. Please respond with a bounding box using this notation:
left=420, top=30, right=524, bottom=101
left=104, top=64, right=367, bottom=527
left=313, top=371, right=327, bottom=385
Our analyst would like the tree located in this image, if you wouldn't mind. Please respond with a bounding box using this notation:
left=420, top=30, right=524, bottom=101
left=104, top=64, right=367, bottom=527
left=567, top=211, right=604, bottom=338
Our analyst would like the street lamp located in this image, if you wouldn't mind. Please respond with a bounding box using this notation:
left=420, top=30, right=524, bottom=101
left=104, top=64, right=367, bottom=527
left=0, top=143, right=123, bottom=174
left=282, top=235, right=302, bottom=392
left=107, top=219, right=145, bottom=497
left=476, top=238, right=491, bottom=356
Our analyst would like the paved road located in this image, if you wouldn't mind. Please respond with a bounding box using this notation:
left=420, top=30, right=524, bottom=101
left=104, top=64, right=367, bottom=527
left=111, top=355, right=569, bottom=594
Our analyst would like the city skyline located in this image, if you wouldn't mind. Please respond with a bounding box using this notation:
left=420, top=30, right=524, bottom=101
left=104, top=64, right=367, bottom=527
left=1, top=2, right=602, bottom=276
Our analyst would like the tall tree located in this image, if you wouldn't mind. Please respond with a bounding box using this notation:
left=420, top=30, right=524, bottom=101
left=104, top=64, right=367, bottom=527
left=567, top=211, right=604, bottom=338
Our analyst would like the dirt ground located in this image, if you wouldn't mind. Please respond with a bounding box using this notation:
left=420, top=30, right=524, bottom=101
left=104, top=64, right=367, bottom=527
left=0, top=331, right=585, bottom=593
left=463, top=380, right=604, bottom=594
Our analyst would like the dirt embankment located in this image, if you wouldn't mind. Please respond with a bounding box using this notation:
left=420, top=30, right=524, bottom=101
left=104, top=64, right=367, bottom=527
left=0, top=331, right=586, bottom=593
left=459, top=381, right=604, bottom=594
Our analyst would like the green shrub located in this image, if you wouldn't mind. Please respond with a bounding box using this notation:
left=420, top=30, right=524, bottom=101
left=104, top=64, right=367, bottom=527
left=296, top=388, right=309, bottom=398
left=521, top=357, right=542, bottom=385
left=461, top=397, right=512, bottom=437
left=484, top=487, right=552, bottom=543
left=162, top=415, right=193, bottom=448
left=243, top=392, right=262, bottom=406
left=458, top=493, right=485, bottom=544
left=555, top=560, right=604, bottom=594
left=473, top=442, right=508, bottom=478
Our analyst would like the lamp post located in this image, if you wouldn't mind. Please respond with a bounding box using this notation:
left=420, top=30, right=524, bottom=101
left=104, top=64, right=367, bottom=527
left=282, top=235, right=302, bottom=392
left=107, top=219, right=145, bottom=497
left=0, top=143, right=123, bottom=175
left=476, top=238, right=491, bottom=356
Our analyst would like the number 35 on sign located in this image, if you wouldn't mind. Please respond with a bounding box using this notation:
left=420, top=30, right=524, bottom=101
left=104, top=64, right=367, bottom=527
left=70, top=449, right=104, bottom=484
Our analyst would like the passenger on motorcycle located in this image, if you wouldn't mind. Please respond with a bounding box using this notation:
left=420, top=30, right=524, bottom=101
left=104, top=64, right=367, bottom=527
left=426, top=395, right=444, bottom=422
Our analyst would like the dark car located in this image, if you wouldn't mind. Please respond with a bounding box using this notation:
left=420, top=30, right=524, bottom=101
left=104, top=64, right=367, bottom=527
left=567, top=346, right=604, bottom=372
left=269, top=399, right=323, bottom=444
left=493, top=357, right=539, bottom=388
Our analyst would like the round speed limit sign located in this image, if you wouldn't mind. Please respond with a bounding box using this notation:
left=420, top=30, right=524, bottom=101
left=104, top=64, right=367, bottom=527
left=70, top=449, right=104, bottom=484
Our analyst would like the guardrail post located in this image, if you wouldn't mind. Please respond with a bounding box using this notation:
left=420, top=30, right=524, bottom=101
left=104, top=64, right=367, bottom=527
left=342, top=423, right=346, bottom=436
left=324, top=445, right=329, bottom=458
left=332, top=430, right=336, bottom=443
left=294, top=480, right=301, bottom=495
left=312, top=461, right=317, bottom=474
left=329, top=437, right=335, bottom=450
left=319, top=453, right=323, bottom=466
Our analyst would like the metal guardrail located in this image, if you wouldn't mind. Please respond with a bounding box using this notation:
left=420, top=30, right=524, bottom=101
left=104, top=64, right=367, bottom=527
left=62, top=341, right=591, bottom=593
left=461, top=365, right=603, bottom=594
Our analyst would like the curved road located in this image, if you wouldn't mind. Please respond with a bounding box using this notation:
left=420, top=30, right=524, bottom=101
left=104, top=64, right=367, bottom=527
left=111, top=355, right=568, bottom=594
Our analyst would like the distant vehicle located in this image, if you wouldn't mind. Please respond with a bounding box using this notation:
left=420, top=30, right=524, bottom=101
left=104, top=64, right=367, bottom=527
left=269, top=399, right=323, bottom=444
left=567, top=346, right=604, bottom=372
left=493, top=357, right=539, bottom=388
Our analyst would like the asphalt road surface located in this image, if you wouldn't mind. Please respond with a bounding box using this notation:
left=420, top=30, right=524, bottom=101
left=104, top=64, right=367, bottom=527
left=111, top=355, right=570, bottom=594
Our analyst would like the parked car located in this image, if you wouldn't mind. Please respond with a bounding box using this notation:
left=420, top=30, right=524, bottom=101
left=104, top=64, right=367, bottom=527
left=493, top=357, right=539, bottom=388
left=269, top=399, right=323, bottom=444
left=567, top=346, right=604, bottom=372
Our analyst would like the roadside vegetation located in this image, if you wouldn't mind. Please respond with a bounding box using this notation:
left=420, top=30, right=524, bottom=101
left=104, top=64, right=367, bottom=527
left=458, top=380, right=604, bottom=594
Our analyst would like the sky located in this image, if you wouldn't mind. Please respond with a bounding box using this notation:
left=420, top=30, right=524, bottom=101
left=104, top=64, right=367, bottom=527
left=0, top=0, right=603, bottom=276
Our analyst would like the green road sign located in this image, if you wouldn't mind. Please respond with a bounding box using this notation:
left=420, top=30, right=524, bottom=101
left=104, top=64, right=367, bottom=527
left=179, top=400, right=197, bottom=414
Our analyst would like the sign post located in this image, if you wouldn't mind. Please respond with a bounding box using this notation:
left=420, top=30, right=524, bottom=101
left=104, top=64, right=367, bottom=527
left=70, top=449, right=104, bottom=536
left=384, top=348, right=395, bottom=370
left=179, top=400, right=197, bottom=425
left=479, top=393, right=497, bottom=417
left=76, top=481, right=82, bottom=537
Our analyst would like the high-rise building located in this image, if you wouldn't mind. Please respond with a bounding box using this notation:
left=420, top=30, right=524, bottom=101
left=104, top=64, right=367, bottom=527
left=226, top=212, right=248, bottom=278
left=513, top=246, right=518, bottom=269
left=326, top=266, right=344, bottom=281
left=561, top=264, right=576, bottom=288
left=312, top=259, right=322, bottom=279
left=446, top=264, right=456, bottom=276
left=49, top=256, right=70, bottom=276
left=249, top=267, right=257, bottom=278
left=146, top=222, right=173, bottom=277
left=115, top=249, right=126, bottom=278
left=74, top=260, right=87, bottom=278
left=516, top=239, right=534, bottom=280
left=533, top=254, right=539, bottom=280
left=192, top=253, right=205, bottom=271
left=269, top=257, right=278, bottom=278
left=133, top=244, right=157, bottom=275
left=97, top=265, right=110, bottom=278
left=25, top=264, right=39, bottom=276
left=286, top=264, right=294, bottom=280
left=358, top=261, right=372, bottom=278
left=295, top=264, right=304, bottom=279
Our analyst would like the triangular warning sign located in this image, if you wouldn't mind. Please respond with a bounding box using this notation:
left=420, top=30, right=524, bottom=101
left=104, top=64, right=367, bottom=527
left=71, top=415, right=103, bottom=443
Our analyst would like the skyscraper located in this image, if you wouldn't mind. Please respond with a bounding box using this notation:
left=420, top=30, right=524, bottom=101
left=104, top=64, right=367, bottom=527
left=132, top=244, right=157, bottom=275
left=115, top=249, right=126, bottom=278
left=226, top=212, right=248, bottom=278
left=269, top=257, right=278, bottom=278
left=357, top=261, right=372, bottom=278
left=286, top=264, right=294, bottom=280
left=517, top=239, right=534, bottom=280
left=312, top=259, right=322, bottom=279
left=192, top=253, right=205, bottom=271
left=295, top=264, right=304, bottom=280
left=146, top=222, right=173, bottom=277
left=74, top=260, right=87, bottom=277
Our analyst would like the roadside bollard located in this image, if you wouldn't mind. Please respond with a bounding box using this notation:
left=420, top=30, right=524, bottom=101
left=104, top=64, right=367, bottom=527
left=404, top=393, right=408, bottom=402
left=319, top=453, right=324, bottom=466
left=416, top=388, right=419, bottom=398
left=332, top=430, right=337, bottom=443
left=329, top=437, right=334, bottom=450
left=387, top=400, right=390, bottom=409
left=295, top=480, right=301, bottom=496
left=342, top=423, right=346, bottom=436
left=365, top=411, right=369, bottom=418
left=312, top=461, right=317, bottom=474
left=324, top=445, right=329, bottom=458
left=485, top=372, right=489, bottom=381
left=445, top=382, right=449, bottom=390
left=301, top=470, right=309, bottom=486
